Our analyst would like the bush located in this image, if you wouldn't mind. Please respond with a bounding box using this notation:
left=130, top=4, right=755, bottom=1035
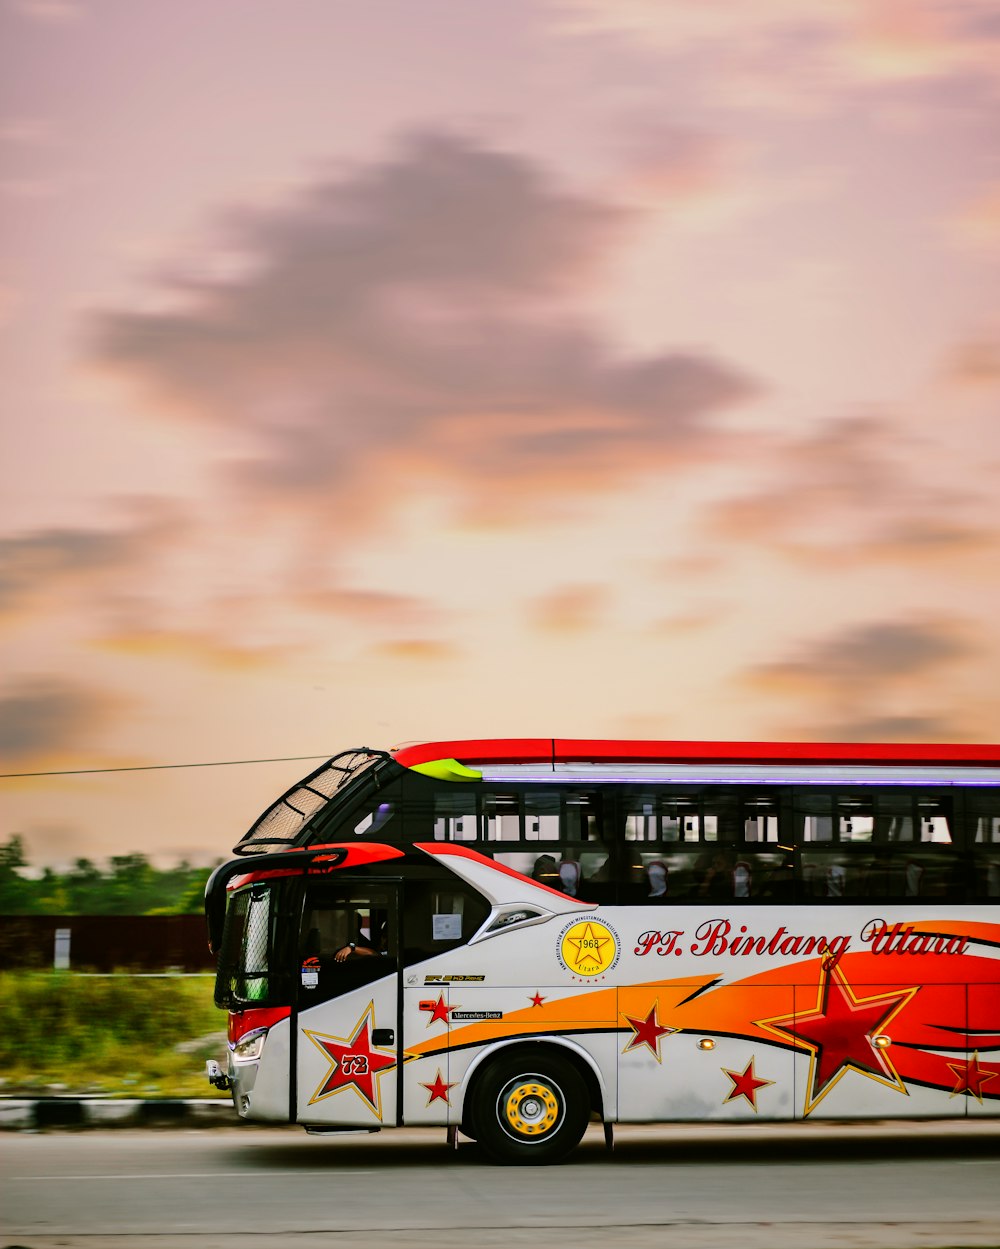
left=0, top=971, right=226, bottom=1098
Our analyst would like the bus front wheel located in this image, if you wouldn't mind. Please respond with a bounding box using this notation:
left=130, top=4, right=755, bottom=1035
left=470, top=1052, right=589, bottom=1165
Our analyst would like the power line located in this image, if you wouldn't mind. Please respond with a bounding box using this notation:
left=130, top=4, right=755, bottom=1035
left=0, top=754, right=331, bottom=780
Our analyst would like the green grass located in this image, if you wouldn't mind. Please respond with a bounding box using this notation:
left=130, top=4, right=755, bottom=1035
left=0, top=970, right=227, bottom=1099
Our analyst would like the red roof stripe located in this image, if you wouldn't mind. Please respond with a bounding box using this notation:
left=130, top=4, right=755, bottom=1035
left=392, top=738, right=1000, bottom=769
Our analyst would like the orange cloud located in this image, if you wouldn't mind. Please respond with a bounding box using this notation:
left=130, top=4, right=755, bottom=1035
left=368, top=639, right=457, bottom=661
left=95, top=628, right=289, bottom=671
left=953, top=182, right=1000, bottom=249
left=947, top=339, right=1000, bottom=385
left=529, top=583, right=608, bottom=633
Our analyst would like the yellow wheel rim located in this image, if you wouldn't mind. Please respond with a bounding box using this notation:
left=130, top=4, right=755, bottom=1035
left=501, top=1080, right=560, bottom=1139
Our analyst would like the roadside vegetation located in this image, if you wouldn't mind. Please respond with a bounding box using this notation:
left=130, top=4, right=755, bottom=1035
left=0, top=971, right=226, bottom=1098
left=0, top=835, right=216, bottom=915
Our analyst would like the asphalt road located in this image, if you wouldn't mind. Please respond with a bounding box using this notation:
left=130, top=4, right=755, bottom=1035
left=3, top=1121, right=1000, bottom=1249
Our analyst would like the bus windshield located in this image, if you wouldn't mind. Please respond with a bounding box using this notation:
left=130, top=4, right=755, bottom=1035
left=215, top=882, right=286, bottom=1009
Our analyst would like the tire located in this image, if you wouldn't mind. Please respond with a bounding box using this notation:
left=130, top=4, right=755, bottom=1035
left=470, top=1051, right=589, bottom=1165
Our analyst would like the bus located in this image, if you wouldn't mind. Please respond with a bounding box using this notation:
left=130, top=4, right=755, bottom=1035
left=205, top=738, right=1000, bottom=1163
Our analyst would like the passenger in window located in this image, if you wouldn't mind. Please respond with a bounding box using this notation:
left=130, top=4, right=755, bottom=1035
left=826, top=863, right=846, bottom=898
left=335, top=914, right=388, bottom=962
left=759, top=854, right=794, bottom=901
left=698, top=850, right=735, bottom=900
left=905, top=860, right=924, bottom=897
left=646, top=860, right=668, bottom=899
left=864, top=849, right=895, bottom=898
left=531, top=854, right=560, bottom=886
left=558, top=860, right=581, bottom=897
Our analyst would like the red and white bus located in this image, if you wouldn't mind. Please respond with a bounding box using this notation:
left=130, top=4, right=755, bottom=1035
left=205, top=738, right=1000, bottom=1163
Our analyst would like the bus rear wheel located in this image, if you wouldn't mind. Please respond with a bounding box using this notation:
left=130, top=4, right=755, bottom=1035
left=470, top=1052, right=589, bottom=1165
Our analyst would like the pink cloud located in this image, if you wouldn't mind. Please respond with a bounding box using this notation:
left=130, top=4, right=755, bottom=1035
left=747, top=619, right=979, bottom=741
left=549, top=0, right=1000, bottom=120
left=93, top=134, right=757, bottom=539
left=0, top=508, right=184, bottom=621
left=704, top=414, right=998, bottom=566
left=953, top=182, right=1000, bottom=249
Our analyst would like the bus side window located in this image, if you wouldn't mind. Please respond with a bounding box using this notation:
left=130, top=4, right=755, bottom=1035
left=401, top=881, right=490, bottom=963
left=432, top=790, right=479, bottom=841
left=353, top=803, right=396, bottom=836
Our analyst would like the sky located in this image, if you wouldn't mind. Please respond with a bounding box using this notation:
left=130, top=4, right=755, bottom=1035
left=2, top=0, right=999, bottom=868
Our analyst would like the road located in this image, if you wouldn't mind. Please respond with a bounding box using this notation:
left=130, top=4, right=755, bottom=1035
left=2, top=1121, right=1000, bottom=1249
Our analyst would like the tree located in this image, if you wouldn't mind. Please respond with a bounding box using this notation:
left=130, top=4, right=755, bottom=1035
left=0, top=835, right=35, bottom=913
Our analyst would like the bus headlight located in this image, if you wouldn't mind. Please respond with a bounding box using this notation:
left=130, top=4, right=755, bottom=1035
left=230, top=1028, right=267, bottom=1063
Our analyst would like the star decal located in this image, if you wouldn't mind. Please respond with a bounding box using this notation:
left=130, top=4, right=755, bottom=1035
left=564, top=922, right=611, bottom=973
left=759, top=965, right=917, bottom=1116
left=529, top=992, right=546, bottom=1008
left=304, top=1002, right=396, bottom=1117
left=622, top=1001, right=675, bottom=1061
left=947, top=1052, right=998, bottom=1103
left=722, top=1058, right=774, bottom=1112
left=421, top=1068, right=458, bottom=1106
left=418, top=993, right=455, bottom=1026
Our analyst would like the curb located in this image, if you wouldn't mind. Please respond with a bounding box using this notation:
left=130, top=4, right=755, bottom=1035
left=0, top=1097, right=237, bottom=1130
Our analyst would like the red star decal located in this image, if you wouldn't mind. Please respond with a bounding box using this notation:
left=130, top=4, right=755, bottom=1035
left=722, top=1057, right=774, bottom=1112
left=759, top=965, right=916, bottom=1115
left=418, top=993, right=455, bottom=1026
left=529, top=992, right=546, bottom=1008
left=622, top=1001, right=675, bottom=1062
left=304, top=1003, right=396, bottom=1117
left=421, top=1069, right=457, bottom=1106
left=947, top=1052, right=998, bottom=1103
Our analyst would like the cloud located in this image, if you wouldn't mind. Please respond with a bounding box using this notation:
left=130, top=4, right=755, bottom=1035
left=94, top=627, right=290, bottom=671
left=0, top=508, right=184, bottom=621
left=9, top=0, right=84, bottom=23
left=947, top=339, right=1000, bottom=385
left=846, top=0, right=999, bottom=82
left=705, top=414, right=997, bottom=564
left=747, top=620, right=979, bottom=741
left=755, top=620, right=971, bottom=687
left=93, top=133, right=757, bottom=533
left=548, top=0, right=1000, bottom=134
left=94, top=584, right=440, bottom=670
left=549, top=0, right=1000, bottom=93
left=529, top=583, right=608, bottom=633
left=0, top=677, right=121, bottom=765
left=296, top=587, right=436, bottom=628
left=368, top=639, right=457, bottom=662
left=810, top=713, right=962, bottom=741
left=952, top=182, right=1000, bottom=250
left=614, top=126, right=763, bottom=222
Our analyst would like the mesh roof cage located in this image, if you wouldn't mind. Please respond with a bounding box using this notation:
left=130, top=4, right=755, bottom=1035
left=232, top=748, right=388, bottom=855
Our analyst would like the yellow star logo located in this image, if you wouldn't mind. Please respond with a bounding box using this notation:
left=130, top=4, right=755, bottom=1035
left=560, top=919, right=617, bottom=977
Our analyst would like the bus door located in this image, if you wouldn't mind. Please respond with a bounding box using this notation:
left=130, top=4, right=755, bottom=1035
left=294, top=880, right=402, bottom=1129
